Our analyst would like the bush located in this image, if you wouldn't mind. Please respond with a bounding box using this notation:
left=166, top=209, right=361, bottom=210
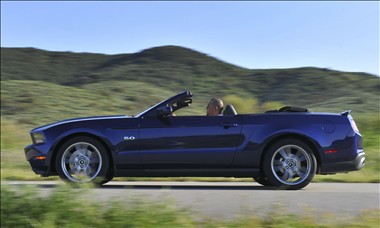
left=1, top=185, right=379, bottom=227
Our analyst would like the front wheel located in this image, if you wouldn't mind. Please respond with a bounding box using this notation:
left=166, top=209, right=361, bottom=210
left=55, top=136, right=111, bottom=185
left=263, top=139, right=317, bottom=190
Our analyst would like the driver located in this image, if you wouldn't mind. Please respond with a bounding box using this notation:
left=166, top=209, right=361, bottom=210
left=206, top=98, right=224, bottom=116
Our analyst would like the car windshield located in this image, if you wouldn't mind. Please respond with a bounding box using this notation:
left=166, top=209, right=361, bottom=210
left=135, top=91, right=192, bottom=118
left=135, top=99, right=169, bottom=118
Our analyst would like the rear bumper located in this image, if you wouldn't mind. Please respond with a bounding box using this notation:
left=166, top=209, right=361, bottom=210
left=320, top=151, right=365, bottom=174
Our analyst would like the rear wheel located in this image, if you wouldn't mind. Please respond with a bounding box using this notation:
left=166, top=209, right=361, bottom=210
left=55, top=136, right=111, bottom=185
left=263, top=139, right=316, bottom=190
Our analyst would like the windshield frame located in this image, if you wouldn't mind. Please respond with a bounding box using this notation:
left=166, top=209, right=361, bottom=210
left=135, top=91, right=192, bottom=118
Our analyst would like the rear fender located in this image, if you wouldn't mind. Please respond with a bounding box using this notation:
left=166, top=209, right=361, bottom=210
left=259, top=133, right=323, bottom=174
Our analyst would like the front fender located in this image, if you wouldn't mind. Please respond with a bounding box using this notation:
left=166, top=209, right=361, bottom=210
left=47, top=128, right=114, bottom=171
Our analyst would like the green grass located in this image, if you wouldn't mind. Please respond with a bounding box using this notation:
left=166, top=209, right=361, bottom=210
left=1, top=80, right=175, bottom=126
left=1, top=184, right=379, bottom=227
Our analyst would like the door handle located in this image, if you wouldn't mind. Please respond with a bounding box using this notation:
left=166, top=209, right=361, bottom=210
left=169, top=141, right=185, bottom=147
left=221, top=123, right=238, bottom=128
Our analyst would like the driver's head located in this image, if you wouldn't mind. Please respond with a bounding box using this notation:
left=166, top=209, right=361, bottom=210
left=206, top=98, right=224, bottom=116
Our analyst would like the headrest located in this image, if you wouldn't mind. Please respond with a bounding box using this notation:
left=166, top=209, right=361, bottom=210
left=223, top=104, right=237, bottom=115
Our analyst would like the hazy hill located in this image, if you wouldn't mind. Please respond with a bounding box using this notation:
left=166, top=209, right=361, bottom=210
left=1, top=46, right=379, bottom=123
left=1, top=46, right=249, bottom=85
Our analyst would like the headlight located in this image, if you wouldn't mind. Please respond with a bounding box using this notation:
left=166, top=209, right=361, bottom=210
left=32, top=132, right=46, bottom=144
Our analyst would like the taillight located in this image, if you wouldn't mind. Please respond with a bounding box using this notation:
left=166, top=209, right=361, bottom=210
left=350, top=118, right=360, bottom=133
left=343, top=111, right=360, bottom=133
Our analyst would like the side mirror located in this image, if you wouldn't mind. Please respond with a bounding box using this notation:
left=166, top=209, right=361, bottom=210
left=156, top=106, right=173, bottom=116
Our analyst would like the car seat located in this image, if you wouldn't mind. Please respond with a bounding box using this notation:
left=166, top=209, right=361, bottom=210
left=223, top=104, right=237, bottom=115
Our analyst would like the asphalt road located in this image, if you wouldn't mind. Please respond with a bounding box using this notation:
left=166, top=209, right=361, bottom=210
left=4, top=181, right=380, bottom=222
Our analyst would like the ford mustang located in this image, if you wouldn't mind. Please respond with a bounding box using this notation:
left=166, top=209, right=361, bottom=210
left=25, top=91, right=365, bottom=190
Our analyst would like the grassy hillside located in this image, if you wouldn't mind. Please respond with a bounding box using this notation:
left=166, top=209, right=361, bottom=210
left=1, top=79, right=378, bottom=128
left=2, top=46, right=379, bottom=113
left=1, top=80, right=176, bottom=126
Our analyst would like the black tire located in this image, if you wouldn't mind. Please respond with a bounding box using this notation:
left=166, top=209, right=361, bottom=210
left=55, top=136, right=111, bottom=185
left=253, top=177, right=272, bottom=186
left=101, top=171, right=114, bottom=185
left=263, top=138, right=317, bottom=190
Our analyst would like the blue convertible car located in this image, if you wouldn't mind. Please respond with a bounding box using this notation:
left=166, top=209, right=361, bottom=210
left=25, top=91, right=365, bottom=190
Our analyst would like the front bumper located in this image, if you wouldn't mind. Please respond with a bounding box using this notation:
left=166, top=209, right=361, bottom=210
left=24, top=144, right=51, bottom=176
left=320, top=151, right=365, bottom=174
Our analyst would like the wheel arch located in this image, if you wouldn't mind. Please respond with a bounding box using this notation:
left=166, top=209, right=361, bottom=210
left=259, top=133, right=322, bottom=174
left=49, top=132, right=114, bottom=175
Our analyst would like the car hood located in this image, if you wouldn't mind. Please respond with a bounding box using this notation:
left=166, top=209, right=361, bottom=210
left=31, top=115, right=131, bottom=132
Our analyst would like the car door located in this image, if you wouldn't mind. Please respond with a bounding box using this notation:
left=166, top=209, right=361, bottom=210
left=139, top=115, right=243, bottom=168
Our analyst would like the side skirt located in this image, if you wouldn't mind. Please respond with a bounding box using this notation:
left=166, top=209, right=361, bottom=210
left=114, top=168, right=260, bottom=178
